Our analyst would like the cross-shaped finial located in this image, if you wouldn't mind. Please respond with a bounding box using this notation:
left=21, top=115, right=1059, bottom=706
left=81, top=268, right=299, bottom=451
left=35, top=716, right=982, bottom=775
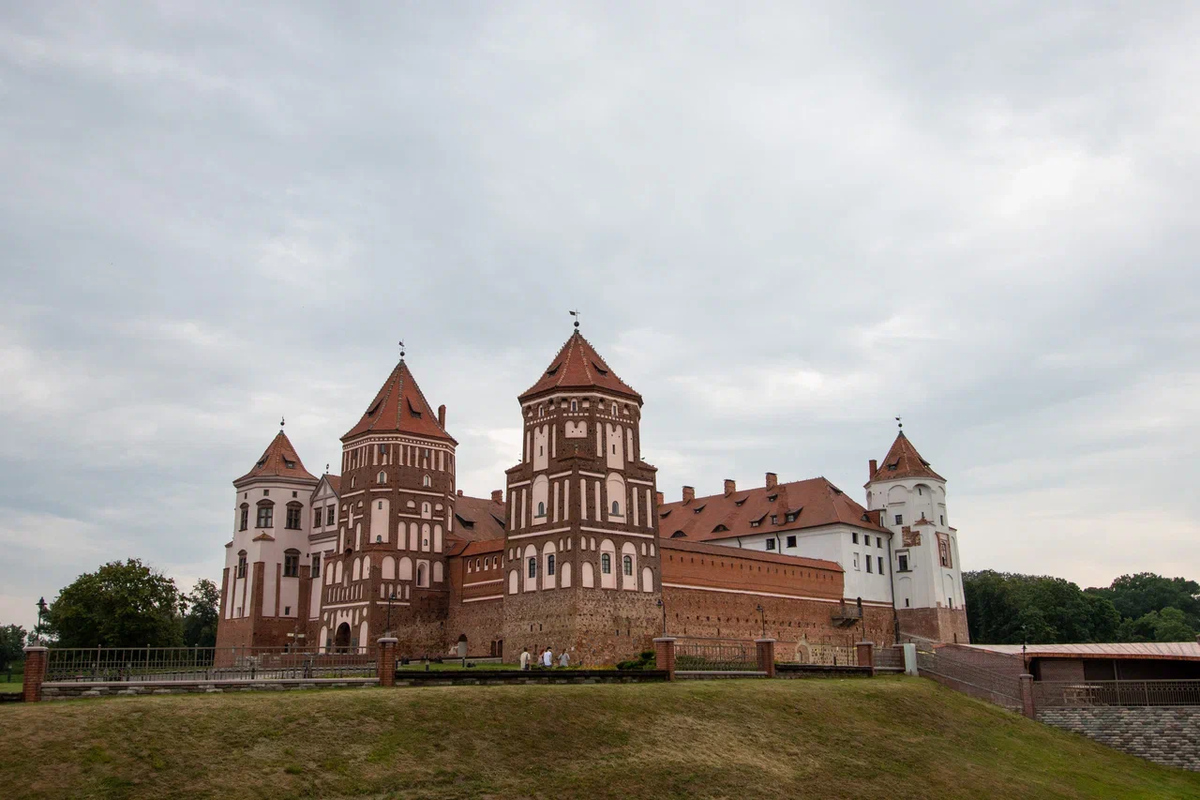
left=569, top=309, right=580, bottom=330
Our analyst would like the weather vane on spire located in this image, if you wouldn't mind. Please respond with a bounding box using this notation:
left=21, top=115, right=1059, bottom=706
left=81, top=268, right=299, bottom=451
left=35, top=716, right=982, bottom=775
left=895, top=416, right=903, bottom=431
left=399, top=339, right=405, bottom=359
left=280, top=416, right=286, bottom=430
left=569, top=309, right=580, bottom=330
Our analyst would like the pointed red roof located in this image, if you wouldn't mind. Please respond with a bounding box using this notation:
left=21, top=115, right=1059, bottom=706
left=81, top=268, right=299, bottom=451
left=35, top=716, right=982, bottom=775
left=234, top=430, right=317, bottom=485
left=871, top=432, right=945, bottom=482
left=519, top=330, right=642, bottom=403
left=342, top=359, right=455, bottom=443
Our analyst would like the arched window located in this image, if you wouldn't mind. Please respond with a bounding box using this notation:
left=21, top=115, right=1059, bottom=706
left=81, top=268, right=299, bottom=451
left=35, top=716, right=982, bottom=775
left=528, top=557, right=537, bottom=579
left=611, top=402, right=618, bottom=415
left=537, top=501, right=546, bottom=518
left=547, top=553, right=556, bottom=576
left=538, top=405, right=545, bottom=417
left=238, top=503, right=249, bottom=531
left=423, top=475, right=431, bottom=487
left=378, top=471, right=386, bottom=484
left=350, top=475, right=356, bottom=488
left=255, top=500, right=274, bottom=528
left=509, top=570, right=519, bottom=594
left=611, top=500, right=620, bottom=515
left=570, top=399, right=578, bottom=412
left=601, top=553, right=611, bottom=574
left=236, top=550, right=247, bottom=579
left=416, top=563, right=427, bottom=587
left=623, top=555, right=633, bottom=576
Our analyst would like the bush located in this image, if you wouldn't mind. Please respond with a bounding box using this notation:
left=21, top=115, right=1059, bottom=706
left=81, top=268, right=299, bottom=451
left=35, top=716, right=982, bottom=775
left=616, top=650, right=657, bottom=671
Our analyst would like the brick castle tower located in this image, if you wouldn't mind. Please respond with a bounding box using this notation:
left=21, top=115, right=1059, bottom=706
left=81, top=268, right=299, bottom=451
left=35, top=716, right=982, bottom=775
left=320, top=352, right=458, bottom=655
left=501, top=324, right=663, bottom=665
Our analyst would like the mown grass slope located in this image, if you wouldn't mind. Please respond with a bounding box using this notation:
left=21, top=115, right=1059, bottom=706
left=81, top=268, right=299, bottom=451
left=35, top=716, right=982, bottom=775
left=1, top=676, right=1196, bottom=799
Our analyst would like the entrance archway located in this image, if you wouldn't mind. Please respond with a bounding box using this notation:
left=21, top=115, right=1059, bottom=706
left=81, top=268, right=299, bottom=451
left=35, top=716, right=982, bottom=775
left=334, top=622, right=352, bottom=653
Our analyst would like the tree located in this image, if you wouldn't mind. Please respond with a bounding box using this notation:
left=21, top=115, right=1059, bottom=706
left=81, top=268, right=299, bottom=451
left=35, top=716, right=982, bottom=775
left=47, top=559, right=184, bottom=648
left=182, top=579, right=220, bottom=648
left=1089, top=573, right=1200, bottom=631
left=0, top=623, right=27, bottom=671
left=963, top=571, right=1121, bottom=644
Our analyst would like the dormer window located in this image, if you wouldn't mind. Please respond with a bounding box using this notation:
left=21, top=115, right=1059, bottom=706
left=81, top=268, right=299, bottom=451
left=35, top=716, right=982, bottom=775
left=660, top=509, right=671, bottom=518
left=767, top=494, right=778, bottom=502
left=712, top=524, right=729, bottom=532
left=693, top=505, right=705, bottom=514
left=593, top=362, right=608, bottom=376
left=671, top=530, right=686, bottom=538
left=546, top=362, right=560, bottom=376
left=785, top=512, right=797, bottom=523
left=734, top=499, right=746, bottom=506
left=284, top=459, right=296, bottom=469
left=770, top=515, right=778, bottom=525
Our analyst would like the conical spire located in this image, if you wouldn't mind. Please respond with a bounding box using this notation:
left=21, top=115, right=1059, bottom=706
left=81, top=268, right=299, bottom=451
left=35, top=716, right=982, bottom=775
left=870, top=432, right=945, bottom=482
left=234, top=430, right=317, bottom=485
left=519, top=330, right=642, bottom=403
left=342, top=359, right=455, bottom=443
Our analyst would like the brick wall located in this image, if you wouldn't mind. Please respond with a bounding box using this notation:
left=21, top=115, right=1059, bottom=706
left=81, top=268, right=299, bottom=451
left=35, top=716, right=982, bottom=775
left=1038, top=658, right=1086, bottom=682
left=1037, top=707, right=1200, bottom=772
left=897, top=606, right=970, bottom=643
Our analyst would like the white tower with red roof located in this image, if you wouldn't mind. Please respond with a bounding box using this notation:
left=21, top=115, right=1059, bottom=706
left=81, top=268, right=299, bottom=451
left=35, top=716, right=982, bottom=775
left=865, top=430, right=969, bottom=643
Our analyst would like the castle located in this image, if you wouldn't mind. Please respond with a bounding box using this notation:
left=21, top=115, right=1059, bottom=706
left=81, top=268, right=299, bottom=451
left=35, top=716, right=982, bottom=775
left=216, top=327, right=969, bottom=664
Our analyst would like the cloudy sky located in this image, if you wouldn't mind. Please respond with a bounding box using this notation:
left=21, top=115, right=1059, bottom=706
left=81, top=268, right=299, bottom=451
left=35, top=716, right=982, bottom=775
left=2, top=2, right=1198, bottom=629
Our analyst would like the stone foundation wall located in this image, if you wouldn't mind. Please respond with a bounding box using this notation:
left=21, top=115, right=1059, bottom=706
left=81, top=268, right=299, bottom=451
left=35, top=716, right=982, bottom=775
left=897, top=606, right=969, bottom=644
left=40, top=678, right=377, bottom=700
left=1037, top=707, right=1200, bottom=772
left=447, top=596, right=505, bottom=658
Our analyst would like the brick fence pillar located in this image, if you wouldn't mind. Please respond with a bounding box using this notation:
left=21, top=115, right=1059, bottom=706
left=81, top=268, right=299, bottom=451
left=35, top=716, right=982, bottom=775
left=856, top=641, right=875, bottom=674
left=23, top=646, right=47, bottom=703
left=653, top=637, right=676, bottom=681
left=377, top=638, right=397, bottom=687
left=1020, top=673, right=1035, bottom=719
left=755, top=638, right=776, bottom=678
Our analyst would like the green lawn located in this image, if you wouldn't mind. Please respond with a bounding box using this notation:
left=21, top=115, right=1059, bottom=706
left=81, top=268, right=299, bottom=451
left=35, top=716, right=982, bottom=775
left=0, top=674, right=22, bottom=693
left=1, top=677, right=1197, bottom=799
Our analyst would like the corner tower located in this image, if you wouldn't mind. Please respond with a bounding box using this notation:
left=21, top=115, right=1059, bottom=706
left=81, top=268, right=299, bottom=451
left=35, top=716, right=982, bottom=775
left=502, top=326, right=662, bottom=665
left=865, top=430, right=969, bottom=643
left=320, top=354, right=457, bottom=656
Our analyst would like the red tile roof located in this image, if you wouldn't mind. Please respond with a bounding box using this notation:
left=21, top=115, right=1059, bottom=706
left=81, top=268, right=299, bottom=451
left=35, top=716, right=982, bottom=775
left=957, top=642, right=1200, bottom=661
left=451, top=494, right=507, bottom=543
left=519, top=330, right=642, bottom=403
left=657, top=476, right=887, bottom=542
left=870, top=432, right=945, bottom=483
left=660, top=536, right=842, bottom=572
left=234, top=431, right=317, bottom=485
left=324, top=475, right=342, bottom=495
left=342, top=359, right=455, bottom=443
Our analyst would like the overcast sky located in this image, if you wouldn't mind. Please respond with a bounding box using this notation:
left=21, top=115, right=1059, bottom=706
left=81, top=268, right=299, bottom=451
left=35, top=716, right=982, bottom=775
left=2, top=2, right=1198, bottom=629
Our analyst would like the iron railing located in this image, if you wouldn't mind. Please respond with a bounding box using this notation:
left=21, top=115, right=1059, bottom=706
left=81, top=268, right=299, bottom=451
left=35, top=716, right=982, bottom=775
left=1034, top=680, right=1200, bottom=708
left=44, top=646, right=376, bottom=683
left=675, top=638, right=759, bottom=671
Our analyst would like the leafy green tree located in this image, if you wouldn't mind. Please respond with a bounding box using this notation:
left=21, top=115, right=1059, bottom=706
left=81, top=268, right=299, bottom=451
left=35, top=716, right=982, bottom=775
left=0, top=623, right=27, bottom=671
left=1089, top=573, right=1200, bottom=631
left=964, top=571, right=1121, bottom=644
left=182, top=579, right=220, bottom=648
left=1150, top=607, right=1196, bottom=642
left=47, top=559, right=184, bottom=648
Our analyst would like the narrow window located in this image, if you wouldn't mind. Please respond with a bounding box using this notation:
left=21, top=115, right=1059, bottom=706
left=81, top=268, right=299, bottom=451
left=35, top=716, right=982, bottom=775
left=853, top=553, right=860, bottom=571
left=311, top=553, right=321, bottom=577
left=898, top=554, right=909, bottom=572
left=537, top=501, right=546, bottom=518
left=894, top=514, right=903, bottom=525
left=326, top=506, right=335, bottom=526
left=313, top=508, right=321, bottom=528
left=851, top=532, right=858, bottom=544
left=622, top=555, right=633, bottom=576
left=866, top=556, right=873, bottom=574
left=878, top=556, right=885, bottom=575
left=570, top=399, right=578, bottom=411
left=766, top=539, right=775, bottom=551
left=940, top=514, right=945, bottom=525
left=239, top=504, right=249, bottom=531
left=547, top=554, right=556, bottom=576
left=601, top=553, right=612, bottom=574
left=611, top=500, right=620, bottom=515
left=423, top=475, right=431, bottom=487
left=284, top=550, right=299, bottom=577
left=528, top=557, right=537, bottom=579
left=236, top=552, right=247, bottom=579
left=378, top=471, right=386, bottom=484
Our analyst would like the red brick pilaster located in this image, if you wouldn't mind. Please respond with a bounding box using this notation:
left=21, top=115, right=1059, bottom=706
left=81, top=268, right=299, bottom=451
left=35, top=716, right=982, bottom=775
left=755, top=638, right=776, bottom=677
left=653, top=637, right=676, bottom=681
left=1020, top=673, right=1035, bottom=719
left=378, top=637, right=397, bottom=687
left=23, top=646, right=47, bottom=703
left=856, top=641, right=875, bottom=673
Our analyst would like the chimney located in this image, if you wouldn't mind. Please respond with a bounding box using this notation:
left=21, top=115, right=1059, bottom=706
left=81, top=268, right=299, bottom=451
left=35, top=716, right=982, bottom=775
left=655, top=491, right=664, bottom=506
left=457, top=489, right=464, bottom=497
left=765, top=472, right=778, bottom=490
left=869, top=459, right=877, bottom=479
left=724, top=479, right=736, bottom=496
left=491, top=489, right=503, bottom=503
left=438, top=404, right=447, bottom=428
left=682, top=486, right=695, bottom=503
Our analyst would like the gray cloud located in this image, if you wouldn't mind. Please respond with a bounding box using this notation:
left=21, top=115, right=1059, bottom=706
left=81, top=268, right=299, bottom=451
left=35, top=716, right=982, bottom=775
left=2, top=1, right=1198, bottom=628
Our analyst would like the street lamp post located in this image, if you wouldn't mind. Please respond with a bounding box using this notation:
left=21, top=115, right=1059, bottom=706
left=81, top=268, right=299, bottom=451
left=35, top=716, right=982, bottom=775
left=35, top=597, right=48, bottom=645
left=1021, top=625, right=1028, bottom=673
left=655, top=598, right=667, bottom=637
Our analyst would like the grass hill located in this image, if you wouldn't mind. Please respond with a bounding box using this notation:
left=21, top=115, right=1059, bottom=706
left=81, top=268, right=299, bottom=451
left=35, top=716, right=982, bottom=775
left=1, top=677, right=1197, bottom=799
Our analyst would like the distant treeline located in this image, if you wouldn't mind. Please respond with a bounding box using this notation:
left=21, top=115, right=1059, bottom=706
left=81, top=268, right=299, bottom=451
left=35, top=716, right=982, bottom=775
left=964, top=571, right=1199, bottom=645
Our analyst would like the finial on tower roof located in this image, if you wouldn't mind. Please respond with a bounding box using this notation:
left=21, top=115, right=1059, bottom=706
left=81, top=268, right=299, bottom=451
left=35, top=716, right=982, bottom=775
left=325, top=463, right=330, bottom=474
left=398, top=339, right=405, bottom=360
left=895, top=416, right=903, bottom=433
left=569, top=309, right=580, bottom=330
left=280, top=416, right=285, bottom=430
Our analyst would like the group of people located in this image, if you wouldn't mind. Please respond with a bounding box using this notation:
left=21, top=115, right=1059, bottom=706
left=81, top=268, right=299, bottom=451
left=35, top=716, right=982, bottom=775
left=519, top=645, right=571, bottom=670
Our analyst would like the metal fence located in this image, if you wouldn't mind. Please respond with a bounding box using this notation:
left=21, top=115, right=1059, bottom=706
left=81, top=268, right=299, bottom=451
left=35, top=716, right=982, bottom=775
left=777, top=641, right=857, bottom=667
left=1034, top=680, right=1200, bottom=708
left=44, top=646, right=376, bottom=683
left=916, top=648, right=1022, bottom=710
left=675, top=638, right=759, bottom=671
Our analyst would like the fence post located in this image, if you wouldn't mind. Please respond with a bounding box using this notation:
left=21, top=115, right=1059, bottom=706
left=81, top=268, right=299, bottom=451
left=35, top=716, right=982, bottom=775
left=856, top=641, right=875, bottom=675
left=653, top=637, right=676, bottom=681
left=1020, top=673, right=1035, bottom=719
left=23, top=646, right=47, bottom=703
left=377, top=638, right=397, bottom=687
left=755, top=638, right=776, bottom=678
